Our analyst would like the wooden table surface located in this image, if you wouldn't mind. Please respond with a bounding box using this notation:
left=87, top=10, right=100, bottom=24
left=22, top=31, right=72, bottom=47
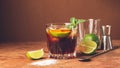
left=0, top=40, right=120, bottom=68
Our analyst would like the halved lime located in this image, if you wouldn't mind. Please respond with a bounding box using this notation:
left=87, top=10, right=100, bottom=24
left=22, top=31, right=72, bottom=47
left=79, top=40, right=97, bottom=54
left=49, top=29, right=71, bottom=38
left=26, top=49, right=44, bottom=59
left=83, top=34, right=99, bottom=45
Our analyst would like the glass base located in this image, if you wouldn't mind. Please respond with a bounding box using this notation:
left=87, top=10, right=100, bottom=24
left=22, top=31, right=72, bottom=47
left=48, top=53, right=76, bottom=59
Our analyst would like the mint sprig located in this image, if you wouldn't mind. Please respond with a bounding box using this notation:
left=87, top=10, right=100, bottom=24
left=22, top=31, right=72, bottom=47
left=67, top=17, right=86, bottom=29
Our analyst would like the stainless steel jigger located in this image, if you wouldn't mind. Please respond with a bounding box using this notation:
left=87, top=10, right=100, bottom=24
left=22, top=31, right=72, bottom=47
left=101, top=25, right=113, bottom=50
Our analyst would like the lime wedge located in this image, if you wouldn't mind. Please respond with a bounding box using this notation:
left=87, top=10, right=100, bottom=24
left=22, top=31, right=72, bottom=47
left=26, top=49, right=44, bottom=59
left=79, top=40, right=97, bottom=54
left=49, top=29, right=71, bottom=38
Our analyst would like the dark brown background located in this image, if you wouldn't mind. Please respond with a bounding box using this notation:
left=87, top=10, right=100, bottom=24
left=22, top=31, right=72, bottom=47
left=0, top=0, right=120, bottom=42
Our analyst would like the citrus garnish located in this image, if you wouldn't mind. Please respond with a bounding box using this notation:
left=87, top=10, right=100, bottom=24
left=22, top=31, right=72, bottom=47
left=83, top=34, right=99, bottom=45
left=26, top=49, right=44, bottom=60
left=49, top=29, right=71, bottom=38
left=78, top=40, right=97, bottom=54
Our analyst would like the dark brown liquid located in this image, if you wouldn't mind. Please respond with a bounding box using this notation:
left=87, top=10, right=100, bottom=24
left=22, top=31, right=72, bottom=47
left=46, top=33, right=77, bottom=54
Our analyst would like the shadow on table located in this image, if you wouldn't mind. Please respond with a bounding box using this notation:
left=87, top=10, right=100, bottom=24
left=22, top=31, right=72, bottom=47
left=76, top=45, right=120, bottom=59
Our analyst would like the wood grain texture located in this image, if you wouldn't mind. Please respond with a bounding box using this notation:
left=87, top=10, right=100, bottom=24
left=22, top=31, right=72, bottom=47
left=0, top=40, right=120, bottom=68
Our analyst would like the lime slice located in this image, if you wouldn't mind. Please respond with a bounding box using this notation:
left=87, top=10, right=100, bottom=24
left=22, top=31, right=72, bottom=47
left=26, top=49, right=44, bottom=59
left=79, top=40, right=97, bottom=54
left=83, top=34, right=99, bottom=45
left=49, top=29, right=71, bottom=38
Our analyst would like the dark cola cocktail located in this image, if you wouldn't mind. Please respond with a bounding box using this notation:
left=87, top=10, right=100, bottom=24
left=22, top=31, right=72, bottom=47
left=46, top=23, right=77, bottom=59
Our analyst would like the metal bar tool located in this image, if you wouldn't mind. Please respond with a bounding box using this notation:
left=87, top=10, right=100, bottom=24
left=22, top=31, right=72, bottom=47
left=101, top=25, right=113, bottom=50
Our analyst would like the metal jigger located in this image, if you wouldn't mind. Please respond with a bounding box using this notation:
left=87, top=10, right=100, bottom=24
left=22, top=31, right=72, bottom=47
left=106, top=25, right=113, bottom=50
left=100, top=25, right=113, bottom=50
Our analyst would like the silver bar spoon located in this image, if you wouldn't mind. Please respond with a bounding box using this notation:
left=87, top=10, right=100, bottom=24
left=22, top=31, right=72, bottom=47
left=78, top=49, right=112, bottom=62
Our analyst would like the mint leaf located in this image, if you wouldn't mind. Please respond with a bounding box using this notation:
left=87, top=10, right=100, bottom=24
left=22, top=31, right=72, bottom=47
left=70, top=17, right=76, bottom=24
left=67, top=17, right=86, bottom=29
left=76, top=19, right=86, bottom=25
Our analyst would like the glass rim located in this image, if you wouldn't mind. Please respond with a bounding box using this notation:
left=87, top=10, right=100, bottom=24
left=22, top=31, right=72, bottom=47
left=46, top=22, right=71, bottom=27
left=46, top=22, right=70, bottom=25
